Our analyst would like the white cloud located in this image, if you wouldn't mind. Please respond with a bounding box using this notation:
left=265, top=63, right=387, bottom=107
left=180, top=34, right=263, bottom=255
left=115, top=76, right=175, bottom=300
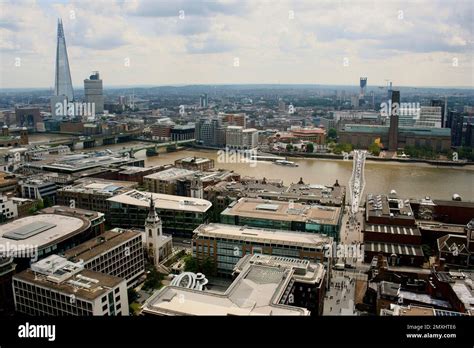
left=0, top=0, right=472, bottom=88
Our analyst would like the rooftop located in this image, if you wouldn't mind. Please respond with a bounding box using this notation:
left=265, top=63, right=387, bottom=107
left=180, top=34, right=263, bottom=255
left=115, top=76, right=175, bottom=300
left=221, top=197, right=341, bottom=225
left=366, top=193, right=415, bottom=220
left=36, top=151, right=139, bottom=173
left=58, top=178, right=137, bottom=196
left=194, top=223, right=333, bottom=248
left=417, top=221, right=466, bottom=234
left=364, top=223, right=421, bottom=236
left=365, top=241, right=424, bottom=257
left=143, top=255, right=325, bottom=316
left=107, top=189, right=212, bottom=213
left=435, top=271, right=474, bottom=313
left=63, top=228, right=142, bottom=262
left=176, top=157, right=213, bottom=165
left=0, top=213, right=91, bottom=252
left=14, top=255, right=123, bottom=300
left=144, top=167, right=196, bottom=181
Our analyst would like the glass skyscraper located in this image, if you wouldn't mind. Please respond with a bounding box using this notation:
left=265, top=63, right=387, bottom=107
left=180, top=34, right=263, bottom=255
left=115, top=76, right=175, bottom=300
left=51, top=19, right=74, bottom=119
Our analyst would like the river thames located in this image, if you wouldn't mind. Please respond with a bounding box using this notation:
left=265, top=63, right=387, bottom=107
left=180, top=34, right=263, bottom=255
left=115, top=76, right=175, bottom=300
left=28, top=134, right=474, bottom=201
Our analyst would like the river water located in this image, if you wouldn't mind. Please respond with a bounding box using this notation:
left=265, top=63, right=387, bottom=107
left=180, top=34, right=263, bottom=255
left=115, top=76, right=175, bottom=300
left=28, top=134, right=474, bottom=200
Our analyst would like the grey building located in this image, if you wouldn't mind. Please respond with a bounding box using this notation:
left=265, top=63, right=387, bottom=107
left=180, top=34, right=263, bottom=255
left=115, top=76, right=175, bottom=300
left=84, top=71, right=104, bottom=114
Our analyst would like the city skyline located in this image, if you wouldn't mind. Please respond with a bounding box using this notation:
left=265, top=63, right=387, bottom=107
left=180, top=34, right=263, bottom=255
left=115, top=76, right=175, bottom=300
left=1, top=0, right=473, bottom=89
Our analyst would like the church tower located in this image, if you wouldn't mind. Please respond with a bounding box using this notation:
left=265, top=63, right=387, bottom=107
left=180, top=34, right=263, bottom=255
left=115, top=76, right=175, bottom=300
left=145, top=196, right=162, bottom=266
left=190, top=174, right=203, bottom=199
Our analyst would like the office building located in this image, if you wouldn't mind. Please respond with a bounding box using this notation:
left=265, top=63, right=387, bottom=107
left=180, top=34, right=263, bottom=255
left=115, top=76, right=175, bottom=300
left=221, top=197, right=342, bottom=241
left=20, top=178, right=57, bottom=203
left=94, top=164, right=172, bottom=185
left=449, top=111, right=464, bottom=146
left=290, top=127, right=326, bottom=144
left=13, top=255, right=128, bottom=316
left=430, top=270, right=474, bottom=314
left=107, top=190, right=212, bottom=237
left=63, top=228, right=145, bottom=287
left=0, top=195, right=36, bottom=221
left=195, top=117, right=225, bottom=148
left=415, top=106, right=443, bottom=128
left=51, top=19, right=74, bottom=119
left=360, top=77, right=367, bottom=98
left=150, top=120, right=175, bottom=141
left=57, top=178, right=137, bottom=213
left=381, top=304, right=467, bottom=316
left=15, top=108, right=41, bottom=131
left=192, top=223, right=333, bottom=275
left=0, top=257, right=16, bottom=315
left=142, top=254, right=326, bottom=316
left=364, top=193, right=424, bottom=266
left=465, top=123, right=474, bottom=147
left=222, top=113, right=246, bottom=127
left=0, top=171, right=18, bottom=193
left=84, top=71, right=104, bottom=115
left=199, top=94, right=208, bottom=108
left=175, top=157, right=214, bottom=171
left=430, top=99, right=447, bottom=127
left=225, top=126, right=258, bottom=150
left=30, top=152, right=144, bottom=175
left=170, top=123, right=195, bottom=141
left=143, top=168, right=196, bottom=195
left=0, top=206, right=104, bottom=268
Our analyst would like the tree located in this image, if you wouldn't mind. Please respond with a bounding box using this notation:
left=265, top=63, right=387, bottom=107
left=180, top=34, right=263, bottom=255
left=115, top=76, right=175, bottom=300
left=201, top=257, right=215, bottom=276
left=183, top=255, right=199, bottom=273
left=286, top=144, right=293, bottom=152
left=42, top=197, right=52, bottom=208
left=36, top=200, right=44, bottom=210
left=127, top=288, right=139, bottom=303
left=368, top=142, right=381, bottom=156
left=333, top=143, right=353, bottom=155
left=328, top=128, right=337, bottom=140
left=306, top=142, right=314, bottom=153
left=142, top=267, right=164, bottom=291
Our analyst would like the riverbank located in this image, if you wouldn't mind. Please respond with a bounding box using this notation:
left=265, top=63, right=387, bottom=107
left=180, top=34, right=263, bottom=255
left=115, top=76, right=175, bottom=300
left=265, top=150, right=474, bottom=168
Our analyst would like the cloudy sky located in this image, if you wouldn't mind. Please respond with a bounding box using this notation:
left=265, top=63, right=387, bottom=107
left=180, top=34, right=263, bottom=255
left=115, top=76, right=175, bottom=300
left=0, top=0, right=473, bottom=88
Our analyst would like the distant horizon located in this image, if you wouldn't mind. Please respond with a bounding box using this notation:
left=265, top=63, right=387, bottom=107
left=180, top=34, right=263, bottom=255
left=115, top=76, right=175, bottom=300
left=1, top=83, right=473, bottom=92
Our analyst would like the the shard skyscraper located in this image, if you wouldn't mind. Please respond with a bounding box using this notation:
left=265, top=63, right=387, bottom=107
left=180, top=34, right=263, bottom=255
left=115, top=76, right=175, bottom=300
left=51, top=19, right=73, bottom=118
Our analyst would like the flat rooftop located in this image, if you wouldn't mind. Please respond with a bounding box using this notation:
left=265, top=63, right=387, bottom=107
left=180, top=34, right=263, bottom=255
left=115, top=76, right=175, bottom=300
left=40, top=206, right=103, bottom=221
left=0, top=214, right=91, bottom=252
left=417, top=221, right=466, bottom=234
left=221, top=198, right=341, bottom=225
left=37, top=152, right=138, bottom=173
left=14, top=261, right=123, bottom=301
left=144, top=168, right=195, bottom=181
left=364, top=223, right=421, bottom=236
left=107, top=190, right=212, bottom=213
left=58, top=178, right=137, bottom=196
left=176, top=157, right=213, bottom=165
left=194, top=223, right=332, bottom=248
left=143, top=255, right=325, bottom=316
left=63, top=228, right=141, bottom=262
left=366, top=194, right=414, bottom=220
left=119, top=165, right=170, bottom=175
left=365, top=241, right=424, bottom=257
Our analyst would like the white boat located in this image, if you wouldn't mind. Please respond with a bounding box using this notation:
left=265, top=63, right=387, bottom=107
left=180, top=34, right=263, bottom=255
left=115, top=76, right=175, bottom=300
left=274, top=159, right=298, bottom=167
